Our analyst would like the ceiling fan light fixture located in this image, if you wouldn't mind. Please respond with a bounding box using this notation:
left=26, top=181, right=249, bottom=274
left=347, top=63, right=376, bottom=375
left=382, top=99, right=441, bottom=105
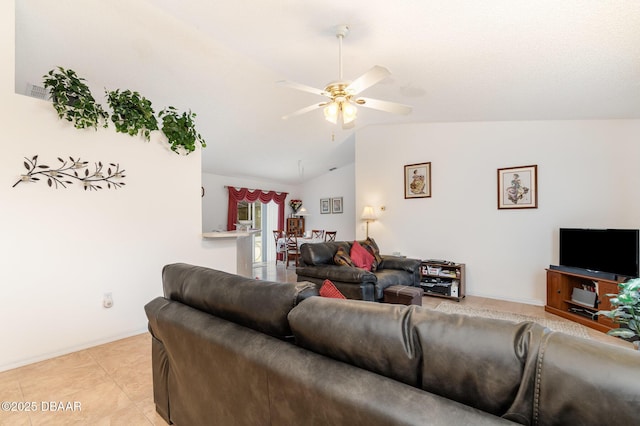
left=279, top=24, right=411, bottom=126
left=341, top=101, right=357, bottom=124
left=323, top=102, right=339, bottom=124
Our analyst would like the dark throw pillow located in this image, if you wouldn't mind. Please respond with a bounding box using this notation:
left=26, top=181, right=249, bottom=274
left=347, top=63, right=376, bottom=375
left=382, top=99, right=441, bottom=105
left=334, top=245, right=355, bottom=267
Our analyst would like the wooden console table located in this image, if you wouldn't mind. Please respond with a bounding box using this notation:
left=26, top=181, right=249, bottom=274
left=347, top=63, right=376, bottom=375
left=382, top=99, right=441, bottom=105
left=545, top=268, right=622, bottom=333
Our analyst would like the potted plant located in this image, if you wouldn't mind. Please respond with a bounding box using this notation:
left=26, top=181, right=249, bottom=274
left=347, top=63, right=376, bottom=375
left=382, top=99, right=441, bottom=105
left=43, top=67, right=109, bottom=130
left=598, top=278, right=640, bottom=349
left=106, top=89, right=158, bottom=140
left=158, top=106, right=206, bottom=154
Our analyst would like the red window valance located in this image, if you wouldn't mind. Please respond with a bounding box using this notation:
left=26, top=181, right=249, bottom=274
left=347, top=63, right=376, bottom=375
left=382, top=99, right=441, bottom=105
left=227, top=187, right=288, bottom=231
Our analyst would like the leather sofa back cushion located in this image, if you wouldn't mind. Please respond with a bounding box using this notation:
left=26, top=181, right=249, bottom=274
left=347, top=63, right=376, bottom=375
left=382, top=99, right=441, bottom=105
left=288, top=297, right=422, bottom=387
left=289, top=297, right=547, bottom=420
left=162, top=263, right=318, bottom=339
left=410, top=309, right=547, bottom=418
left=300, top=241, right=351, bottom=266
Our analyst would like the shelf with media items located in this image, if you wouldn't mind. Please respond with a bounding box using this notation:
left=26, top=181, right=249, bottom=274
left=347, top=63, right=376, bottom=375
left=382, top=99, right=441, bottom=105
left=545, top=267, right=625, bottom=333
left=420, top=260, right=465, bottom=302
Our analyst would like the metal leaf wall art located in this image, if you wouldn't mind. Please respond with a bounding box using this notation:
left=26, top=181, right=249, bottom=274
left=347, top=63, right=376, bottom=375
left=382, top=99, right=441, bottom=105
left=13, top=155, right=126, bottom=190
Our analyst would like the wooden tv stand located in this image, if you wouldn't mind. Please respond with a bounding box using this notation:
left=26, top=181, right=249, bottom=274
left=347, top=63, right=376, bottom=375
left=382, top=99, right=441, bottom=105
left=545, top=268, right=623, bottom=333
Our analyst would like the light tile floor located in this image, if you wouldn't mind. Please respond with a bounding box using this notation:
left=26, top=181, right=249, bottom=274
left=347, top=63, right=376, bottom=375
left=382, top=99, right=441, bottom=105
left=1, top=262, right=632, bottom=425
left=0, top=333, right=164, bottom=425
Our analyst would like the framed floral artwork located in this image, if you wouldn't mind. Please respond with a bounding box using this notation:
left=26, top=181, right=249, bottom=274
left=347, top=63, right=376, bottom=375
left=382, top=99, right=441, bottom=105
left=331, top=197, right=343, bottom=214
left=497, top=165, right=538, bottom=209
left=404, top=162, right=431, bottom=199
left=320, top=198, right=331, bottom=214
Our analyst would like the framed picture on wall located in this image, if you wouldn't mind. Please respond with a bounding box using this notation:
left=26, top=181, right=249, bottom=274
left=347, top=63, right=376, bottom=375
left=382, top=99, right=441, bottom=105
left=404, top=162, right=431, bottom=199
left=497, top=164, right=538, bottom=209
left=320, top=198, right=331, bottom=214
left=331, top=197, right=343, bottom=214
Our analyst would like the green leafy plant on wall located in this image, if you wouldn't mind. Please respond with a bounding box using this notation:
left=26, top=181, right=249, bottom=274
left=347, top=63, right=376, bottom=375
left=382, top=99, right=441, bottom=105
left=159, top=107, right=207, bottom=154
left=42, top=67, right=207, bottom=154
left=43, top=67, right=109, bottom=130
left=106, top=89, right=158, bottom=140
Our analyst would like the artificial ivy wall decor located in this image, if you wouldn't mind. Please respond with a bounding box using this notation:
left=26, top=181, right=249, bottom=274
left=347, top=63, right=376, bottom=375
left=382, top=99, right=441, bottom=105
left=43, top=67, right=109, bottom=130
left=42, top=67, right=206, bottom=155
left=13, top=155, right=126, bottom=191
left=106, top=89, right=158, bottom=140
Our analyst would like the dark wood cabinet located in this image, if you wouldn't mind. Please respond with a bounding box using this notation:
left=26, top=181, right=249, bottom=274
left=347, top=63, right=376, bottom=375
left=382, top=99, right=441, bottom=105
left=286, top=217, right=305, bottom=236
left=545, top=268, right=621, bottom=333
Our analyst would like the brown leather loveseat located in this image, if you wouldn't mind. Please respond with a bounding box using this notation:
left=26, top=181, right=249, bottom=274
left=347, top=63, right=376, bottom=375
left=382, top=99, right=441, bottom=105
left=145, top=263, right=640, bottom=426
left=296, top=238, right=421, bottom=301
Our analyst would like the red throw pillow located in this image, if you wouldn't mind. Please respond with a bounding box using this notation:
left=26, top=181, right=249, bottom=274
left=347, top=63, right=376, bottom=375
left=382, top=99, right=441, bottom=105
left=361, top=238, right=383, bottom=272
left=350, top=241, right=374, bottom=271
left=319, top=279, right=346, bottom=299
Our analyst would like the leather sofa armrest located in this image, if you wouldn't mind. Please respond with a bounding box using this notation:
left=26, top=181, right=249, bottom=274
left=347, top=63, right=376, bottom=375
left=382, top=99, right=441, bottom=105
left=296, top=264, right=377, bottom=284
left=144, top=297, right=172, bottom=423
left=535, top=332, right=640, bottom=425
left=145, top=297, right=171, bottom=340
left=380, top=256, right=421, bottom=273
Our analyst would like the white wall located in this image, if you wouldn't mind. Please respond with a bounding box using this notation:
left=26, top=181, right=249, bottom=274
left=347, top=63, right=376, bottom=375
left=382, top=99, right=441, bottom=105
left=356, top=120, right=640, bottom=305
left=301, top=163, right=356, bottom=241
left=0, top=2, right=236, bottom=371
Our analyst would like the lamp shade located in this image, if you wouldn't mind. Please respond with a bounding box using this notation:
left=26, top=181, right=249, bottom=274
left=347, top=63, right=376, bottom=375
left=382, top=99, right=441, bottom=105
left=297, top=207, right=310, bottom=216
left=361, top=206, right=376, bottom=221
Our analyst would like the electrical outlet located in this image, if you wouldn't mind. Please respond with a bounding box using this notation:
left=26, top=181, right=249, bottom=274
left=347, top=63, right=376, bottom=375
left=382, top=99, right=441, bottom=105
left=103, top=292, right=113, bottom=309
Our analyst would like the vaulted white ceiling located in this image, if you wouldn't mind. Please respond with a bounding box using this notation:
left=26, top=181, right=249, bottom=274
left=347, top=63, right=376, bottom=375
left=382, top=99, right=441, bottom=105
left=15, top=0, right=640, bottom=185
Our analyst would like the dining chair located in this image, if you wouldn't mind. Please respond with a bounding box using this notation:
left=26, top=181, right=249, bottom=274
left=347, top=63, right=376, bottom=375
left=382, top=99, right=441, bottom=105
left=285, top=232, right=301, bottom=267
left=324, top=231, right=337, bottom=242
left=273, top=230, right=284, bottom=265
left=311, top=229, right=324, bottom=239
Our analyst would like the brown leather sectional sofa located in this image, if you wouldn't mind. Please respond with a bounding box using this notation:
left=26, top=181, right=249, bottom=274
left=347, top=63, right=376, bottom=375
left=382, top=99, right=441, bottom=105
left=145, top=263, right=640, bottom=425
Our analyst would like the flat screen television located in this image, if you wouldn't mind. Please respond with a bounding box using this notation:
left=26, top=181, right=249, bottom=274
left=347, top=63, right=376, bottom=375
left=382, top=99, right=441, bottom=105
left=559, top=228, right=640, bottom=278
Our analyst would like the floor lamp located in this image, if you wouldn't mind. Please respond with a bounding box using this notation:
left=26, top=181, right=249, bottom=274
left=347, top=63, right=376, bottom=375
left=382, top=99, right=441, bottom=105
left=361, top=206, right=376, bottom=239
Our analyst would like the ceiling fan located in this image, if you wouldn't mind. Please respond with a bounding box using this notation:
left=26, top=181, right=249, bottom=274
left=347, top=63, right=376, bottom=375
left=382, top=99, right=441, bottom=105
left=278, top=24, right=412, bottom=129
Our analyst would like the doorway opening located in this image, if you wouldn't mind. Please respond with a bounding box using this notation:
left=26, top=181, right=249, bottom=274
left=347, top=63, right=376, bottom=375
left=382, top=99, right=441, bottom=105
left=237, top=200, right=279, bottom=263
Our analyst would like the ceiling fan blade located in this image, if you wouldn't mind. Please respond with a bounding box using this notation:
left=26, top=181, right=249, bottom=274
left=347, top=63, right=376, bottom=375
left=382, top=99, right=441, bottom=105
left=277, top=80, right=327, bottom=97
left=357, top=97, right=413, bottom=115
left=281, top=103, right=324, bottom=120
left=346, top=65, right=391, bottom=95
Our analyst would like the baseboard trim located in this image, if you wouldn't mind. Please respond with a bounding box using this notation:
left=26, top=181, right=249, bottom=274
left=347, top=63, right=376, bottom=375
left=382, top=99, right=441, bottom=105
left=0, top=327, right=148, bottom=373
